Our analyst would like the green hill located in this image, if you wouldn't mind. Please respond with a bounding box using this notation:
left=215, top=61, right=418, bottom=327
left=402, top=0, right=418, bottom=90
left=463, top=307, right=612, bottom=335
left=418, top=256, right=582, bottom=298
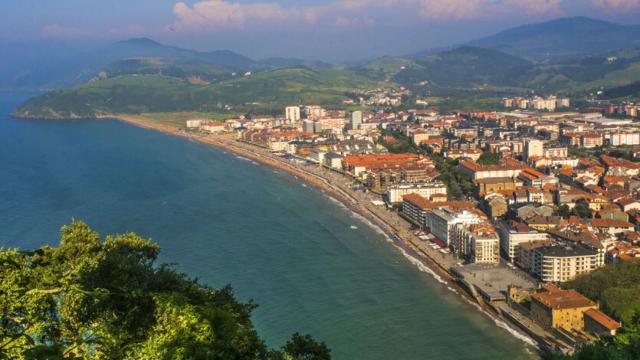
left=99, top=57, right=236, bottom=84
left=15, top=67, right=391, bottom=119
left=469, top=16, right=640, bottom=60
left=394, top=46, right=535, bottom=88
left=354, top=56, right=416, bottom=81
left=18, top=43, right=640, bottom=119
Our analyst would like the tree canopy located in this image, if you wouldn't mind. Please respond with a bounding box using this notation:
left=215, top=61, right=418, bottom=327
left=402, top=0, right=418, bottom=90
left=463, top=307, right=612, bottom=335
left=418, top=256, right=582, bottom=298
left=0, top=221, right=330, bottom=360
left=546, top=316, right=640, bottom=360
left=476, top=151, right=500, bottom=166
left=569, top=260, right=640, bottom=324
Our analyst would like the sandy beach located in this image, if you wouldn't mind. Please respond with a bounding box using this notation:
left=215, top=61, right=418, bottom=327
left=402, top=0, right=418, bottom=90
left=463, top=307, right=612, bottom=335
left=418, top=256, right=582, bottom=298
left=110, top=113, right=543, bottom=352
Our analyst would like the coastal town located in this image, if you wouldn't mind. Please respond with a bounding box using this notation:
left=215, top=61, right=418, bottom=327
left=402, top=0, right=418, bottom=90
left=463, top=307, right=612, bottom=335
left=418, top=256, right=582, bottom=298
left=175, top=96, right=640, bottom=355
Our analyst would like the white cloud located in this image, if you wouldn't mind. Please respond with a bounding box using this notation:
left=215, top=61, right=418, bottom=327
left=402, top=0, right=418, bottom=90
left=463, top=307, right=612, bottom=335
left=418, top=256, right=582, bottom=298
left=172, top=1, right=314, bottom=31
left=416, top=0, right=563, bottom=20
left=170, top=0, right=565, bottom=32
left=593, top=0, right=640, bottom=11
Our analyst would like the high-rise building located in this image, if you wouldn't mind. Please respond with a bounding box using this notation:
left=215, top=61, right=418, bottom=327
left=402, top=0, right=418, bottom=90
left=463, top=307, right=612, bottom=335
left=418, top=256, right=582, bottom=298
left=304, top=105, right=326, bottom=120
left=285, top=106, right=301, bottom=124
left=351, top=110, right=363, bottom=130
left=525, top=139, right=544, bottom=160
left=302, top=120, right=316, bottom=133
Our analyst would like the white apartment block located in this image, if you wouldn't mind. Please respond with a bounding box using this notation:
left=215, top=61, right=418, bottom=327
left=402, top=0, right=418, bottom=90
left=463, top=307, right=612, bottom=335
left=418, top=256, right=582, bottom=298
left=387, top=182, right=447, bottom=204
left=533, top=245, right=603, bottom=282
left=285, top=106, right=301, bottom=123
left=426, top=208, right=484, bottom=247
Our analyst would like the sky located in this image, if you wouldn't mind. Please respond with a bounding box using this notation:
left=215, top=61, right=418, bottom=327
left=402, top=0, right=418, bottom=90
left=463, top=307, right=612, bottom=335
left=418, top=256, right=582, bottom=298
left=3, top=0, right=640, bottom=61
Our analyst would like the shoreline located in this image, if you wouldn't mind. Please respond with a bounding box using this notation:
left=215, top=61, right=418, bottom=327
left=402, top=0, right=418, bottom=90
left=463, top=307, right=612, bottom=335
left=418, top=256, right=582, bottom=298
left=109, top=114, right=541, bottom=352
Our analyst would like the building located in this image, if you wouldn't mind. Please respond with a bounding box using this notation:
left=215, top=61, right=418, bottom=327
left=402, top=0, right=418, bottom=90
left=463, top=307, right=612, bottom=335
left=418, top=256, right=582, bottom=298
left=607, top=131, right=640, bottom=146
left=543, top=144, right=568, bottom=159
left=426, top=208, right=484, bottom=247
left=532, top=245, right=602, bottom=282
left=402, top=196, right=476, bottom=228
left=302, top=119, right=315, bottom=133
left=584, top=309, right=622, bottom=336
left=343, top=153, right=431, bottom=178
left=411, top=130, right=430, bottom=145
left=525, top=139, right=544, bottom=160
left=581, top=132, right=604, bottom=148
left=446, top=148, right=483, bottom=161
left=304, top=105, right=326, bottom=120
left=387, top=181, right=447, bottom=204
left=516, top=239, right=553, bottom=273
left=186, top=119, right=203, bottom=129
left=401, top=193, right=430, bottom=227
left=497, top=221, right=549, bottom=262
left=459, top=159, right=525, bottom=181
left=601, top=155, right=640, bottom=177
left=591, top=218, right=635, bottom=235
left=466, top=224, right=500, bottom=264
left=351, top=110, right=363, bottom=130
left=323, top=153, right=343, bottom=170
left=485, top=194, right=508, bottom=218
left=285, top=106, right=301, bottom=124
left=530, top=285, right=597, bottom=332
left=476, top=177, right=519, bottom=195
left=201, top=121, right=226, bottom=133
left=525, top=215, right=562, bottom=232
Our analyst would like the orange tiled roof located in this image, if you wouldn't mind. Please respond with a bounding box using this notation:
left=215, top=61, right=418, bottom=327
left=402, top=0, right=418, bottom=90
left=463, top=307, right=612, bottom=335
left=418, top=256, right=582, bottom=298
left=591, top=218, right=634, bottom=228
left=584, top=309, right=621, bottom=330
left=344, top=153, right=423, bottom=169
left=532, top=288, right=594, bottom=310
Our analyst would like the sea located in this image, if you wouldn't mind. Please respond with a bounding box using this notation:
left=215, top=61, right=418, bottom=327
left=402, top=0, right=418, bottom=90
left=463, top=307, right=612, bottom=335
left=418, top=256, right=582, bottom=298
left=0, top=91, right=538, bottom=359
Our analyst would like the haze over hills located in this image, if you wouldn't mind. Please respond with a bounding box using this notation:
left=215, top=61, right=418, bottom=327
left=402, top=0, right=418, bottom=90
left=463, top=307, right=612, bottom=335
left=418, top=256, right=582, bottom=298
left=0, top=38, right=331, bottom=90
left=468, top=16, right=640, bottom=60
left=13, top=16, right=640, bottom=118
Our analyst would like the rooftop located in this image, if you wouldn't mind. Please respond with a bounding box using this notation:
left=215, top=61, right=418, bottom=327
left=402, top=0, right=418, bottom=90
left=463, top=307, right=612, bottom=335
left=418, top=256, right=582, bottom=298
left=584, top=309, right=622, bottom=330
left=532, top=286, right=595, bottom=310
left=535, top=244, right=599, bottom=258
left=591, top=218, right=634, bottom=228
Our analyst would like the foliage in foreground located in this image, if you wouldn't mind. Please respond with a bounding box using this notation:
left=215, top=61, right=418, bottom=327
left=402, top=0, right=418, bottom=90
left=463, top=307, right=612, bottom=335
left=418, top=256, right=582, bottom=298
left=569, top=260, right=640, bottom=324
left=548, top=261, right=640, bottom=359
left=0, top=221, right=330, bottom=360
left=546, top=316, right=640, bottom=360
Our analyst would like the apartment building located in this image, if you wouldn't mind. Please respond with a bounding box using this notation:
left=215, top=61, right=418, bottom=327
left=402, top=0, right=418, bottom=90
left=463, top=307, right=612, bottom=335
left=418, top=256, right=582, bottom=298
left=532, top=245, right=602, bottom=282
left=386, top=181, right=447, bottom=204
left=497, top=220, right=549, bottom=262
left=426, top=208, right=484, bottom=247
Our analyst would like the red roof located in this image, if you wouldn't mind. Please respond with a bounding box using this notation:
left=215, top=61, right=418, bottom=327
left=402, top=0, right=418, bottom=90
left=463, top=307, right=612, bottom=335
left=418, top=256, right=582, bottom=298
left=591, top=218, right=634, bottom=228
left=584, top=309, right=621, bottom=330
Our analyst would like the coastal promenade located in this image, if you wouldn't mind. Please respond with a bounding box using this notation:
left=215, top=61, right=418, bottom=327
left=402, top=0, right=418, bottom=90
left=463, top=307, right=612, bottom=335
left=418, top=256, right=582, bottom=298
left=111, top=115, right=552, bottom=352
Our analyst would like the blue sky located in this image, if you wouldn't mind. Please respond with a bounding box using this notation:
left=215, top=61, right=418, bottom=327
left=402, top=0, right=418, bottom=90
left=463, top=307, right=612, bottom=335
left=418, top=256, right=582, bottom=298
left=3, top=0, right=640, bottom=61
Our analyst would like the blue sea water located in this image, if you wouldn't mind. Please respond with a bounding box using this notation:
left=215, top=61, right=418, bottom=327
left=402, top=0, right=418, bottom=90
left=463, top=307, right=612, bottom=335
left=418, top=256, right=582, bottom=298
left=0, top=91, right=538, bottom=359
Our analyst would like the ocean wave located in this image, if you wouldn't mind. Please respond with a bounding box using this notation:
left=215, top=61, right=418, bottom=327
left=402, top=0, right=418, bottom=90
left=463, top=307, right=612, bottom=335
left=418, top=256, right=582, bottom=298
left=395, top=246, right=448, bottom=286
left=317, top=176, right=537, bottom=349
left=462, top=295, right=538, bottom=348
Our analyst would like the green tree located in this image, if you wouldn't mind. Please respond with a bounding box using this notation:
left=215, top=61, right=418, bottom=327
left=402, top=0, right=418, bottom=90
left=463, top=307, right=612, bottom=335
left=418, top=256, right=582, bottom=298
left=0, top=221, right=330, bottom=360
left=281, top=333, right=331, bottom=360
left=477, top=151, right=500, bottom=166
left=556, top=205, right=572, bottom=219
left=572, top=202, right=592, bottom=219
left=545, top=316, right=640, bottom=360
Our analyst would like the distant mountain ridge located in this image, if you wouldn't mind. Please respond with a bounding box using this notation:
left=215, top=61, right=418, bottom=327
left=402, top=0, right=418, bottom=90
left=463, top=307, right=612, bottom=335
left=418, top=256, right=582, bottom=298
left=13, top=16, right=640, bottom=117
left=0, top=38, right=333, bottom=90
left=468, top=16, right=640, bottom=60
